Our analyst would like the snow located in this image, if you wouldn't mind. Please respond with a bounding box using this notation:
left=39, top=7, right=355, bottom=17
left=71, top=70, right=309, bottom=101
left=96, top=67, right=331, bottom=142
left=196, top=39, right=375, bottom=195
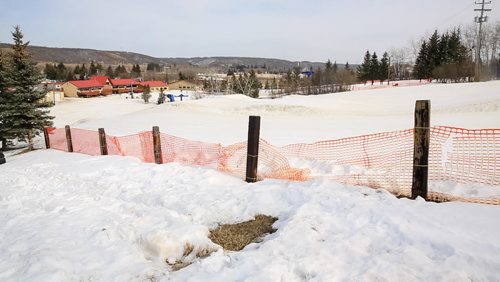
left=1, top=81, right=500, bottom=281
left=49, top=81, right=500, bottom=145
